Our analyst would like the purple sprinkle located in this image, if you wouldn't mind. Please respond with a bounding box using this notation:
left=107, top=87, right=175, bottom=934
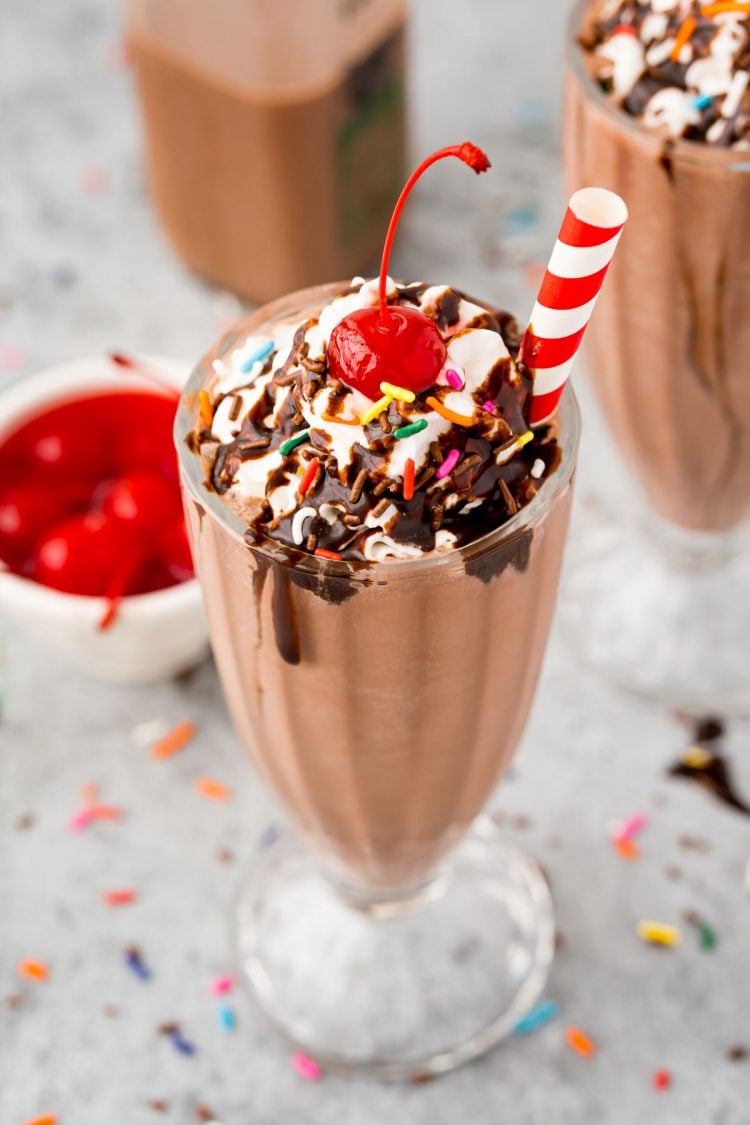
left=258, top=822, right=280, bottom=849
left=124, top=947, right=151, bottom=981
left=482, top=400, right=496, bottom=414
left=436, top=449, right=461, bottom=481
left=170, top=1029, right=197, bottom=1056
left=445, top=368, right=463, bottom=391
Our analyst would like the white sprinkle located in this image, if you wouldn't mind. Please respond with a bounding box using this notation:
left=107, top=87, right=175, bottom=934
left=291, top=506, right=317, bottom=546
left=722, top=70, right=749, bottom=120
left=531, top=458, right=545, bottom=479
left=130, top=718, right=171, bottom=747
left=646, top=38, right=675, bottom=68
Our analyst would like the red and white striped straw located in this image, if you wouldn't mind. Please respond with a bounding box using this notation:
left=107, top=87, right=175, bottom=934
left=521, top=188, right=628, bottom=427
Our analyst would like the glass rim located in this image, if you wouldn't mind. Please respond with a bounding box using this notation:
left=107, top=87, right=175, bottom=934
left=175, top=281, right=581, bottom=583
left=566, top=0, right=750, bottom=173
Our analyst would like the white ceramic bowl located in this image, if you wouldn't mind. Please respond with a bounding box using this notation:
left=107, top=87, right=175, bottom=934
left=0, top=355, right=210, bottom=683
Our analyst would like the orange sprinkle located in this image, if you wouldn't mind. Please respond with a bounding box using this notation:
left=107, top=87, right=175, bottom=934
left=613, top=837, right=640, bottom=861
left=19, top=960, right=49, bottom=982
left=80, top=782, right=99, bottom=805
left=565, top=1026, right=596, bottom=1058
left=425, top=395, right=474, bottom=427
left=103, top=888, right=137, bottom=906
left=321, top=412, right=360, bottom=427
left=670, top=16, right=697, bottom=60
left=298, top=457, right=320, bottom=497
left=20, top=1116, right=58, bottom=1125
left=403, top=458, right=415, bottom=501
left=198, top=389, right=213, bottom=429
left=701, top=2, right=750, bottom=16
left=314, top=547, right=343, bottom=561
left=150, top=719, right=197, bottom=761
left=194, top=777, right=232, bottom=802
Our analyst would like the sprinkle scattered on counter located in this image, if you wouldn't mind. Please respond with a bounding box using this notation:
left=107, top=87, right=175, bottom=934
left=103, top=888, right=137, bottom=907
left=636, top=920, right=682, bottom=948
left=652, top=1068, right=672, bottom=1091
left=159, top=1022, right=197, bottom=1056
left=150, top=719, right=197, bottom=760
left=194, top=777, right=232, bottom=802
left=124, top=946, right=151, bottom=982
left=19, top=1115, right=58, bottom=1125
left=565, top=1027, right=596, bottom=1058
left=293, top=1052, right=323, bottom=1081
left=683, top=911, right=717, bottom=951
left=18, top=960, right=49, bottom=983
left=513, top=999, right=559, bottom=1035
left=217, top=1004, right=236, bottom=1032
left=69, top=803, right=124, bottom=832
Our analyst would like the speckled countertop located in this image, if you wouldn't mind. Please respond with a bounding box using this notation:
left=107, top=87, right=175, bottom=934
left=1, top=1, right=749, bottom=1122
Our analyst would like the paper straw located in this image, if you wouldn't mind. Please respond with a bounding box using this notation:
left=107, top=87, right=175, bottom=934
left=521, top=188, right=628, bottom=426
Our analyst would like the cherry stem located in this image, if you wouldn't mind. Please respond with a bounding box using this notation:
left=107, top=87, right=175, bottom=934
left=377, top=142, right=491, bottom=321
left=109, top=352, right=179, bottom=400
left=98, top=551, right=149, bottom=631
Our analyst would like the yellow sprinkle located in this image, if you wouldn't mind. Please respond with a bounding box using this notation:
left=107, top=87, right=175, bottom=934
left=516, top=430, right=534, bottom=449
left=360, top=395, right=392, bottom=426
left=636, top=920, right=682, bottom=947
left=682, top=746, right=712, bottom=769
left=380, top=381, right=415, bottom=403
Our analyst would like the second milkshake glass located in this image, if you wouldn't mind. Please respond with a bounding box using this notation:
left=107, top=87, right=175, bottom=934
left=563, top=0, right=750, bottom=711
left=177, top=283, right=580, bottom=1077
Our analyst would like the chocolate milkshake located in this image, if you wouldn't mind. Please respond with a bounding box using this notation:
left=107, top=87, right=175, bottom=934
left=566, top=0, right=750, bottom=531
left=126, top=0, right=406, bottom=303
left=177, top=278, right=578, bottom=889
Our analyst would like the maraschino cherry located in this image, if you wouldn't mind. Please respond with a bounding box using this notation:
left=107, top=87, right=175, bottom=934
left=328, top=142, right=491, bottom=401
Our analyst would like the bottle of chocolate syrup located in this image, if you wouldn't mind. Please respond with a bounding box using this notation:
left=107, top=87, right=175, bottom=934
left=125, top=0, right=408, bottom=303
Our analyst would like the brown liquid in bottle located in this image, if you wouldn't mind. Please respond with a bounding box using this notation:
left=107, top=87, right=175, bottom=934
left=128, top=3, right=407, bottom=303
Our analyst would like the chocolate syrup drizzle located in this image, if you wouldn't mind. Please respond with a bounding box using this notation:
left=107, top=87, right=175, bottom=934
left=668, top=717, right=750, bottom=817
left=198, top=284, right=559, bottom=578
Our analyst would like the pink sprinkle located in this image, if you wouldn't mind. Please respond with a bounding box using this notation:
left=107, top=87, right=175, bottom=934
left=482, top=400, right=496, bottom=414
left=210, top=975, right=235, bottom=996
left=436, top=448, right=461, bottom=481
left=69, top=803, right=124, bottom=832
left=293, top=1052, right=323, bottom=1082
left=613, top=812, right=649, bottom=844
left=445, top=368, right=464, bottom=391
left=0, top=345, right=28, bottom=371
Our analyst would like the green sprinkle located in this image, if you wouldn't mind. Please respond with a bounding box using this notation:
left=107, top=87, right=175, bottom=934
left=697, top=919, right=717, bottom=951
left=279, top=430, right=310, bottom=457
left=393, top=418, right=428, bottom=440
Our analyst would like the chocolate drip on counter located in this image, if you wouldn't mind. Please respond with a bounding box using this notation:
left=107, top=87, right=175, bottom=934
left=668, top=717, right=750, bottom=817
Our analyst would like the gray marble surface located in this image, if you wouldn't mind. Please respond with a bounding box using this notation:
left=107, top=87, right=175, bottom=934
left=2, top=1, right=750, bottom=1122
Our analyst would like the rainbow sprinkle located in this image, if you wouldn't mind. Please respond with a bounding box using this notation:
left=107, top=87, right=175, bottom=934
left=380, top=380, right=415, bottom=403
left=436, top=449, right=461, bottom=480
left=652, top=1068, right=672, bottom=1091
left=360, top=395, right=392, bottom=426
left=279, top=430, right=311, bottom=457
left=217, top=1004, right=236, bottom=1031
left=240, top=339, right=274, bottom=373
left=18, top=960, right=48, bottom=982
left=565, top=1027, right=596, bottom=1058
left=210, top=975, right=234, bottom=996
left=293, top=1052, right=323, bottom=1081
left=425, top=396, right=474, bottom=426
left=444, top=369, right=464, bottom=391
left=394, top=418, right=428, bottom=440
left=194, top=777, right=232, bottom=803
left=124, top=946, right=151, bottom=981
left=103, top=888, right=137, bottom=907
left=513, top=999, right=559, bottom=1035
left=482, top=400, right=496, bottom=414
left=636, top=920, right=682, bottom=947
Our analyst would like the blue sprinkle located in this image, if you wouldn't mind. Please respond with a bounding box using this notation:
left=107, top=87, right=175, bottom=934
left=258, top=822, right=280, bottom=850
left=124, top=947, right=151, bottom=981
left=170, top=1029, right=197, bottom=1056
left=501, top=202, right=541, bottom=238
left=218, top=1004, right=236, bottom=1032
left=240, top=339, right=274, bottom=373
left=513, top=999, right=559, bottom=1036
left=693, top=94, right=713, bottom=110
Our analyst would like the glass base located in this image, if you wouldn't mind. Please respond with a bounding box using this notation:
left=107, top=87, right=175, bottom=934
left=235, top=817, right=554, bottom=1079
left=561, top=500, right=750, bottom=713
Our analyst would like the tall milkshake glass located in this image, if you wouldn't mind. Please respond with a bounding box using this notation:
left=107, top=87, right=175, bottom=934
left=563, top=0, right=750, bottom=709
left=176, top=282, right=580, bottom=1076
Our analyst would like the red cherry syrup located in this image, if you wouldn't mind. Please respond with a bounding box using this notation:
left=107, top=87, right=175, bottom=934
left=328, top=143, right=491, bottom=400
left=0, top=389, right=193, bottom=624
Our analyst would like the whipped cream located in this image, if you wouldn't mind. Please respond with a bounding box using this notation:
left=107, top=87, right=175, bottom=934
left=582, top=2, right=750, bottom=148
left=195, top=279, right=559, bottom=562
